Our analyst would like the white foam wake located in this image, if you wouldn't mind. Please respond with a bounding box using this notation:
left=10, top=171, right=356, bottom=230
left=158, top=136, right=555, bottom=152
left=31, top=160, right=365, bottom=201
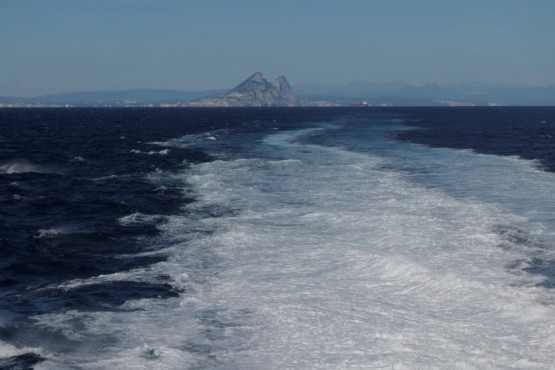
left=171, top=131, right=555, bottom=368
left=34, top=126, right=555, bottom=369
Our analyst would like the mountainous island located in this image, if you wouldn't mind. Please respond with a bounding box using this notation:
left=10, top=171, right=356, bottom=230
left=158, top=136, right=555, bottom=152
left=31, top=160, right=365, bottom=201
left=186, top=72, right=297, bottom=107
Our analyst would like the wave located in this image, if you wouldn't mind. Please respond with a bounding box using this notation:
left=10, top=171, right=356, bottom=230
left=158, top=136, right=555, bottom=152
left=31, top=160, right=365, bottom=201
left=0, top=160, right=59, bottom=174
left=35, top=225, right=92, bottom=239
left=70, top=156, right=85, bottom=163
left=0, top=342, right=44, bottom=369
left=149, top=130, right=228, bottom=148
left=130, top=149, right=169, bottom=155
left=117, top=212, right=169, bottom=226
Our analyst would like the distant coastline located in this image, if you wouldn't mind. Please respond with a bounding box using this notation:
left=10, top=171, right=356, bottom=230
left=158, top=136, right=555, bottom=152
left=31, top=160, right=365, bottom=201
left=2, top=75, right=554, bottom=108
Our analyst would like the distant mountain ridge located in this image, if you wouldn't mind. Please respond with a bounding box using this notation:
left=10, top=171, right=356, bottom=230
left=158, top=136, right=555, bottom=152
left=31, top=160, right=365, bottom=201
left=1, top=77, right=554, bottom=107
left=32, top=88, right=224, bottom=104
left=294, top=81, right=555, bottom=106
left=187, top=72, right=297, bottom=107
left=0, top=88, right=223, bottom=106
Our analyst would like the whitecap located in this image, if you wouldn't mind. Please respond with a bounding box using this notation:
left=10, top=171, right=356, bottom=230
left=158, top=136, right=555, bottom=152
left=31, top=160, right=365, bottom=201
left=117, top=213, right=168, bottom=227
left=70, top=156, right=85, bottom=163
left=130, top=149, right=170, bottom=155
left=149, top=130, right=228, bottom=148
left=0, top=160, right=58, bottom=174
left=35, top=225, right=90, bottom=239
left=0, top=341, right=45, bottom=365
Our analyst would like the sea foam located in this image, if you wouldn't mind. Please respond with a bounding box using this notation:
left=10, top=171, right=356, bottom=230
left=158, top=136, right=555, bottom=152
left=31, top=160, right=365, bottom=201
left=32, top=124, right=555, bottom=369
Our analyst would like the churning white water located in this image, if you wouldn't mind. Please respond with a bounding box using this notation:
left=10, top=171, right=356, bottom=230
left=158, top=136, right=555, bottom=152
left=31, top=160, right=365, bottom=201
left=35, top=122, right=555, bottom=369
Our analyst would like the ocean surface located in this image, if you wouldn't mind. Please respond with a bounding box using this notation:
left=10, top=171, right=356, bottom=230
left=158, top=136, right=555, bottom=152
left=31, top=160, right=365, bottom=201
left=1, top=107, right=555, bottom=369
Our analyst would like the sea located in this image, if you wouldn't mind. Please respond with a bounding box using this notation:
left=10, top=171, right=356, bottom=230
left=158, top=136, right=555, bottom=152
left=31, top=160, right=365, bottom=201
left=1, top=107, right=555, bottom=369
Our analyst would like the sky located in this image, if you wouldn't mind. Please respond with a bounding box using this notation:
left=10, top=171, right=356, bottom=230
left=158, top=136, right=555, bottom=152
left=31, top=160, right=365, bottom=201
left=1, top=0, right=554, bottom=96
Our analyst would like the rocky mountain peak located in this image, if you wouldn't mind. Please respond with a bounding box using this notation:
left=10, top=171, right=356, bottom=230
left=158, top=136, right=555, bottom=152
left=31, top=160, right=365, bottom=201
left=271, top=75, right=292, bottom=95
left=188, top=72, right=297, bottom=107
left=248, top=72, right=265, bottom=82
left=234, top=72, right=268, bottom=93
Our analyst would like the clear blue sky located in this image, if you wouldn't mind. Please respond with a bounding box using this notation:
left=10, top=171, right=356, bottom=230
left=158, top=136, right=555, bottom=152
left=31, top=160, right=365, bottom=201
left=2, top=0, right=554, bottom=96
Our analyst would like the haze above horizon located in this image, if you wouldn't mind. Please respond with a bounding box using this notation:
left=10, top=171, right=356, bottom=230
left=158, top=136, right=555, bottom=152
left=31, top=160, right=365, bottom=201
left=2, top=0, right=554, bottom=97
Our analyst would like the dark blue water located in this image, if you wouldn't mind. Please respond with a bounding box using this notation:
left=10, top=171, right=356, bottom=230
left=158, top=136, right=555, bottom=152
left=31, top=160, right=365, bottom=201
left=1, top=107, right=555, bottom=369
left=396, top=107, right=555, bottom=172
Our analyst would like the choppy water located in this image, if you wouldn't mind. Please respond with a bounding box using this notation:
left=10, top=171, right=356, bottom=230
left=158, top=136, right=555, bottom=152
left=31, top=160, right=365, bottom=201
left=1, top=107, right=555, bottom=369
